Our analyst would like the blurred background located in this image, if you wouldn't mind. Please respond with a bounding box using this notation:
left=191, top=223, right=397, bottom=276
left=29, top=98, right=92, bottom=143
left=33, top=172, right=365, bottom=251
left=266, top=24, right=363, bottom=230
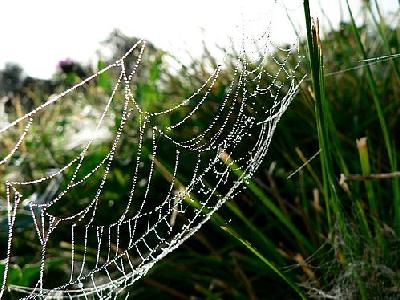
left=1, top=0, right=400, bottom=299
left=0, top=0, right=396, bottom=79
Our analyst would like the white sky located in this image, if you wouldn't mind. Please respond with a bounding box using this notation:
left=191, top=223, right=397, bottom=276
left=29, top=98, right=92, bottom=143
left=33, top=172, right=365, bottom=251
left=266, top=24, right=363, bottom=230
left=0, top=0, right=397, bottom=79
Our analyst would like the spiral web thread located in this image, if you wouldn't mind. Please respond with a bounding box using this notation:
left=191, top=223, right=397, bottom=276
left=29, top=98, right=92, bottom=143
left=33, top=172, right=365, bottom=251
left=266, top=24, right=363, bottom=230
left=0, top=7, right=304, bottom=299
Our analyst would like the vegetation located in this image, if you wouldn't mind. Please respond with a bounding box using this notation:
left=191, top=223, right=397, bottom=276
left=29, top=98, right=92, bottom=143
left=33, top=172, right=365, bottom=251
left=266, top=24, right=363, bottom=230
left=1, top=1, right=400, bottom=299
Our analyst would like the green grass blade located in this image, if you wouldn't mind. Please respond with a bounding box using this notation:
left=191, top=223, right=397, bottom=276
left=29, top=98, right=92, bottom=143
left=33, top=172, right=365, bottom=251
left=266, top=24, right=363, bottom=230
left=221, top=226, right=307, bottom=300
left=152, top=153, right=284, bottom=262
left=368, top=0, right=400, bottom=80
left=346, top=0, right=400, bottom=233
left=303, top=0, right=347, bottom=236
left=357, top=138, right=377, bottom=214
left=221, top=153, right=314, bottom=252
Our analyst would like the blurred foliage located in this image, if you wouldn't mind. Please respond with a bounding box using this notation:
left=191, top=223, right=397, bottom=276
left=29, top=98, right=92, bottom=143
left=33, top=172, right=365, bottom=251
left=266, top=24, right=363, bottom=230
left=1, top=3, right=400, bottom=298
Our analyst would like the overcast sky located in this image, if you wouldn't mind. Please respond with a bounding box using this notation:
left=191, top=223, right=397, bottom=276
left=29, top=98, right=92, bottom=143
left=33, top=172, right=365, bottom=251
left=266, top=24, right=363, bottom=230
left=0, top=0, right=397, bottom=79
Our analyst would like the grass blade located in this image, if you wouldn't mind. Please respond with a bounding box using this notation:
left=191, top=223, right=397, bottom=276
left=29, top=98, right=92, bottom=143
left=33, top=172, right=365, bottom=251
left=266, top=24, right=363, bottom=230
left=345, top=0, right=400, bottom=233
left=221, top=226, right=307, bottom=300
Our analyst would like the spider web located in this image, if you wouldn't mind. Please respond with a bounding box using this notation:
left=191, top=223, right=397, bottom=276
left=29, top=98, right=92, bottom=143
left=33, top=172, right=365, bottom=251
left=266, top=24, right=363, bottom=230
left=0, top=5, right=304, bottom=299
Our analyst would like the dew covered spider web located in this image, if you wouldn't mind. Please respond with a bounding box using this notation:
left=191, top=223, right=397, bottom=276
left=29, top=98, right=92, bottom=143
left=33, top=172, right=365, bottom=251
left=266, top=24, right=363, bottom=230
left=0, top=2, right=305, bottom=298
